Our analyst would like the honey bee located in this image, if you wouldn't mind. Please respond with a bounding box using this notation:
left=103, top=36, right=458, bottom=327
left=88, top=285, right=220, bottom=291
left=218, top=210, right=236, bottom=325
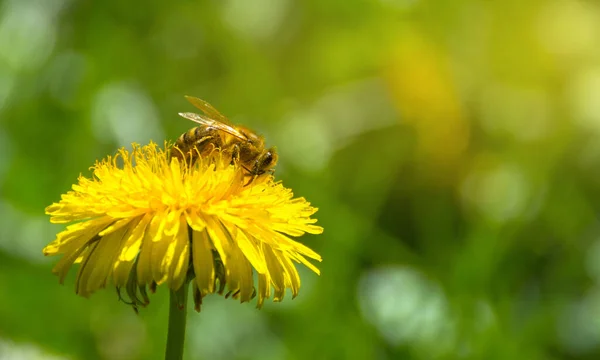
left=174, top=96, right=278, bottom=180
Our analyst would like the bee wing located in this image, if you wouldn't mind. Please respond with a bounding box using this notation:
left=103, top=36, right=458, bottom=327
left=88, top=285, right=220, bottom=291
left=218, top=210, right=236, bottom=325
left=184, top=96, right=233, bottom=125
left=178, top=112, right=248, bottom=140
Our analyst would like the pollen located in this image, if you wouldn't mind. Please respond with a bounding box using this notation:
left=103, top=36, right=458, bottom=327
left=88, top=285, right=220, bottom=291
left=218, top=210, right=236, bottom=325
left=43, top=142, right=323, bottom=311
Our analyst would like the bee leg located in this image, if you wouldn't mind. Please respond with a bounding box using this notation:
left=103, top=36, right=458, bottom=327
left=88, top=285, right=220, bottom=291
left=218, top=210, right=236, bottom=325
left=196, top=127, right=222, bottom=151
left=184, top=127, right=222, bottom=164
left=230, top=144, right=241, bottom=165
left=244, top=175, right=258, bottom=187
left=242, top=165, right=260, bottom=186
left=194, top=135, right=218, bottom=154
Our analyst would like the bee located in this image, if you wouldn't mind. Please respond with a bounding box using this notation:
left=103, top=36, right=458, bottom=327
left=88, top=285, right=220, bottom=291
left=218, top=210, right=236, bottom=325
left=174, top=96, right=278, bottom=180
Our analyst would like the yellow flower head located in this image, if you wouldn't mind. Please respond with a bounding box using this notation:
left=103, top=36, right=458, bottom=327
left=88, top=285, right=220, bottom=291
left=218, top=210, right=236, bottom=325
left=44, top=142, right=323, bottom=311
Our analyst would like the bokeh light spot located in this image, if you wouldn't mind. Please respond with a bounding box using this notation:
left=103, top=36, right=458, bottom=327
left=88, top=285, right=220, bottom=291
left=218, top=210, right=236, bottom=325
left=461, top=163, right=531, bottom=223
left=0, top=338, right=69, bottom=360
left=0, top=201, right=57, bottom=264
left=275, top=80, right=396, bottom=172
left=358, top=266, right=455, bottom=354
left=91, top=82, right=164, bottom=147
left=221, top=0, right=290, bottom=40
left=535, top=0, right=599, bottom=59
left=0, top=65, right=15, bottom=111
left=569, top=67, right=600, bottom=134
left=276, top=109, right=332, bottom=172
left=479, top=84, right=552, bottom=142
left=187, top=297, right=286, bottom=360
left=557, top=288, right=600, bottom=355
left=0, top=0, right=62, bottom=72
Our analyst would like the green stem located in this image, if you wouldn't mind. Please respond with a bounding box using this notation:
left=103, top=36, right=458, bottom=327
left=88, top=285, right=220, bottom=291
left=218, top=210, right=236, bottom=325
left=165, top=282, right=189, bottom=360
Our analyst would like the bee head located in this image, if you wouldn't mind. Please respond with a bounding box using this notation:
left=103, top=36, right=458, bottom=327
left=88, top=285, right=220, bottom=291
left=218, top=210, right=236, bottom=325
left=254, top=147, right=278, bottom=175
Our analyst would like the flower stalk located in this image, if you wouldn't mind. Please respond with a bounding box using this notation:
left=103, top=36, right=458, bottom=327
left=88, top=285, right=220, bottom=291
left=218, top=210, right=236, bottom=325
left=165, top=282, right=189, bottom=360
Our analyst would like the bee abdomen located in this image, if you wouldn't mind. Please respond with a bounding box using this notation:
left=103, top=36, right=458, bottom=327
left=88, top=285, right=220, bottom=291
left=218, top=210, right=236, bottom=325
left=175, top=126, right=224, bottom=159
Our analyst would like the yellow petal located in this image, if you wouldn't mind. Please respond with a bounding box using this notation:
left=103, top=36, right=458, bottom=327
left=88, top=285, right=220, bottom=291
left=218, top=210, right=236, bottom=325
left=113, top=215, right=149, bottom=287
left=43, top=217, right=111, bottom=255
left=192, top=229, right=215, bottom=296
left=263, top=245, right=285, bottom=302
left=136, top=216, right=161, bottom=285
left=224, top=239, right=254, bottom=303
left=256, top=273, right=270, bottom=309
left=80, top=223, right=131, bottom=295
left=280, top=254, right=300, bottom=298
left=204, top=216, right=232, bottom=267
left=234, top=227, right=267, bottom=275
left=185, top=209, right=206, bottom=232
left=164, top=215, right=189, bottom=290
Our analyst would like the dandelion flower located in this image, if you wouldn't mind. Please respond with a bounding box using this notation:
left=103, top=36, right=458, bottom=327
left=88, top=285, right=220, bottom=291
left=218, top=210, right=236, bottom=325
left=44, top=142, right=323, bottom=311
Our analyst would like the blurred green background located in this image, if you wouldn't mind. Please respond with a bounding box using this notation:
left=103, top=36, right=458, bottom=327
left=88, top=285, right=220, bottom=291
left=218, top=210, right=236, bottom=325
left=1, top=0, right=600, bottom=359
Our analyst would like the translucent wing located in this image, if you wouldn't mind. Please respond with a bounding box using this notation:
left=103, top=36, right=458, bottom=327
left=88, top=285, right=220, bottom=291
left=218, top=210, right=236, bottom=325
left=178, top=112, right=248, bottom=140
left=184, top=96, right=233, bottom=125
